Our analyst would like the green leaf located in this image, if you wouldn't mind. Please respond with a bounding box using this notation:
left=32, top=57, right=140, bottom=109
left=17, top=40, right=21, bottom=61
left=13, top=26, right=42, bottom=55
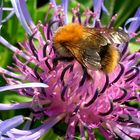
left=101, top=0, right=115, bottom=26
left=129, top=42, right=140, bottom=53
left=0, top=45, right=12, bottom=67
left=39, top=129, right=59, bottom=140
left=0, top=91, right=32, bottom=103
left=114, top=0, right=140, bottom=27
left=0, top=91, right=32, bottom=120
left=94, top=128, right=106, bottom=140
left=26, top=0, right=37, bottom=23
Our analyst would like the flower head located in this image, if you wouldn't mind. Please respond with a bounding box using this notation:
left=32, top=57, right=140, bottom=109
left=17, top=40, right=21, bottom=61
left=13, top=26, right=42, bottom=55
left=0, top=0, right=140, bottom=139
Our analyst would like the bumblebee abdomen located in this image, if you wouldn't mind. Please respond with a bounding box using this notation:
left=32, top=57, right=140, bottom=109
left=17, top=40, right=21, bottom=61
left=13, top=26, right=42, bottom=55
left=99, top=45, right=120, bottom=73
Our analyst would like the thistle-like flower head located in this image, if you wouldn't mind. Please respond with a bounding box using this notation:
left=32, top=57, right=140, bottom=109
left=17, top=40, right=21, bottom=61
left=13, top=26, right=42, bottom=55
left=0, top=0, right=140, bottom=140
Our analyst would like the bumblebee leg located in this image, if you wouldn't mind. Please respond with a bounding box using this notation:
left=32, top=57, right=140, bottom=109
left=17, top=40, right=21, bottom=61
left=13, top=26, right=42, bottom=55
left=53, top=57, right=74, bottom=68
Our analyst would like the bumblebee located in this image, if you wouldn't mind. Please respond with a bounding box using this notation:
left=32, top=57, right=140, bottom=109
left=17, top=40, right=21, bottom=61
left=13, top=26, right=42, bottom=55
left=53, top=23, right=129, bottom=73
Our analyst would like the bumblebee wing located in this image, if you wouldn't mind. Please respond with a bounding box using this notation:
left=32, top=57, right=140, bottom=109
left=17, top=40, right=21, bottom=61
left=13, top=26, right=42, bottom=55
left=84, top=28, right=108, bottom=47
left=68, top=44, right=101, bottom=69
left=82, top=47, right=101, bottom=69
left=91, top=28, right=129, bottom=44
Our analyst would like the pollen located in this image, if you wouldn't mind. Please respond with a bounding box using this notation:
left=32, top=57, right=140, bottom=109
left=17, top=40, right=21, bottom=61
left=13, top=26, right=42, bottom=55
left=53, top=23, right=83, bottom=43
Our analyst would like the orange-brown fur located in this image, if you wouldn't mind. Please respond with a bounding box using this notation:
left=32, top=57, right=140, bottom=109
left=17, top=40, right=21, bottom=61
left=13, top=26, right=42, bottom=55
left=100, top=45, right=120, bottom=73
left=54, top=23, right=83, bottom=43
